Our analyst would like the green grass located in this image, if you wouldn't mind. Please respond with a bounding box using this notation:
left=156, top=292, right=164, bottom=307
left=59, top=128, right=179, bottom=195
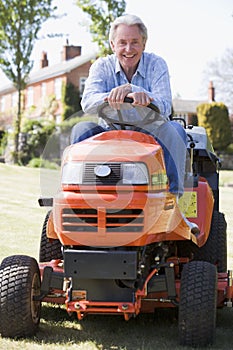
left=0, top=164, right=44, bottom=261
left=1, top=164, right=233, bottom=350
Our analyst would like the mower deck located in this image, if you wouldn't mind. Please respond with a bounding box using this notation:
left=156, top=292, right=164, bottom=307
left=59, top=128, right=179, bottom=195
left=39, top=259, right=233, bottom=320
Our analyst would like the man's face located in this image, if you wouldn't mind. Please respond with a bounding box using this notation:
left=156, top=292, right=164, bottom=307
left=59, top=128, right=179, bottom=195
left=110, top=24, right=145, bottom=73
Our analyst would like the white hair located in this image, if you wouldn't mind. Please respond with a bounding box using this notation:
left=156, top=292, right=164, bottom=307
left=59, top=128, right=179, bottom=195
left=109, top=14, right=148, bottom=44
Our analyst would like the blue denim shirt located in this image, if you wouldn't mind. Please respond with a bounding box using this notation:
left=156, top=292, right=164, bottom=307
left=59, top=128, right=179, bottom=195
left=81, top=52, right=172, bottom=120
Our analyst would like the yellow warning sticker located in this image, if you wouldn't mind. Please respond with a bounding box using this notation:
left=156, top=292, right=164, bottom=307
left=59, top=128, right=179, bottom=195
left=178, top=192, right=197, bottom=218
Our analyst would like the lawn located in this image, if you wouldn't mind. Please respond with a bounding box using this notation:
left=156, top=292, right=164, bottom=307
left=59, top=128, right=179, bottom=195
left=0, top=164, right=233, bottom=350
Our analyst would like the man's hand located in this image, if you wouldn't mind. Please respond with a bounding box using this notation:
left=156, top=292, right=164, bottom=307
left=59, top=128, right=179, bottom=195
left=105, top=84, right=132, bottom=109
left=105, top=84, right=153, bottom=109
left=127, top=92, right=153, bottom=107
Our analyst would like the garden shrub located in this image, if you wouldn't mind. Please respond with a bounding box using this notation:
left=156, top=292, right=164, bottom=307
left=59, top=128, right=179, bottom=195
left=197, top=102, right=232, bottom=151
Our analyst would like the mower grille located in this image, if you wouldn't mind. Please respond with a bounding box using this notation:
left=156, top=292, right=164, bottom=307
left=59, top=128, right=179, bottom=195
left=62, top=208, right=144, bottom=233
left=83, top=163, right=121, bottom=184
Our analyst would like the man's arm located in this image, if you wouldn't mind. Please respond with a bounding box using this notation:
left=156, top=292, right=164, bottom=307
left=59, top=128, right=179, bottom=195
left=130, top=57, right=172, bottom=119
left=105, top=55, right=172, bottom=118
left=81, top=59, right=110, bottom=114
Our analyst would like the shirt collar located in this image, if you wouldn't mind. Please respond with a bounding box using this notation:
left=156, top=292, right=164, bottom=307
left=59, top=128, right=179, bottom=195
left=115, top=52, right=146, bottom=78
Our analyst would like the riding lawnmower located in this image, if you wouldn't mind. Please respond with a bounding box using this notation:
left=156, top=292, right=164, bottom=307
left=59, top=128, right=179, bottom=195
left=0, top=99, right=231, bottom=347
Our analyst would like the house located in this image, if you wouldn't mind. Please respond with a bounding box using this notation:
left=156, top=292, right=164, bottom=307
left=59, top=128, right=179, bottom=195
left=172, top=81, right=215, bottom=125
left=0, top=44, right=96, bottom=130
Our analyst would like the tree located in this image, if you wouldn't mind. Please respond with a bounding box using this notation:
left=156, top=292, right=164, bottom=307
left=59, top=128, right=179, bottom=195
left=0, top=0, right=56, bottom=163
left=204, top=48, right=233, bottom=113
left=197, top=102, right=232, bottom=151
left=76, top=0, right=126, bottom=56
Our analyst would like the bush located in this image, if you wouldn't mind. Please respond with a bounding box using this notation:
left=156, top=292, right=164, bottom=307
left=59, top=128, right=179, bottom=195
left=27, top=157, right=60, bottom=169
left=0, top=130, right=7, bottom=156
left=58, top=114, right=98, bottom=133
left=225, top=143, right=233, bottom=155
left=61, top=82, right=82, bottom=120
left=197, top=102, right=232, bottom=151
left=20, top=119, right=56, bottom=165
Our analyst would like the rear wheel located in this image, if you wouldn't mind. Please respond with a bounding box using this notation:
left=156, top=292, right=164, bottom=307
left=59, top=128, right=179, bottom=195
left=39, top=210, right=63, bottom=262
left=0, top=255, right=41, bottom=338
left=194, top=211, right=227, bottom=272
left=179, top=260, right=217, bottom=347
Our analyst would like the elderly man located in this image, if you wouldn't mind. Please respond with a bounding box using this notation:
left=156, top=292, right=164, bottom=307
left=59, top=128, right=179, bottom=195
left=71, top=14, right=198, bottom=233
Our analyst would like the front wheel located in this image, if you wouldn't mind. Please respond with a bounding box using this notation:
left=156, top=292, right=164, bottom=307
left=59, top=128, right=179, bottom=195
left=39, top=210, right=62, bottom=262
left=193, top=211, right=227, bottom=272
left=179, top=261, right=217, bottom=347
left=0, top=255, right=41, bottom=338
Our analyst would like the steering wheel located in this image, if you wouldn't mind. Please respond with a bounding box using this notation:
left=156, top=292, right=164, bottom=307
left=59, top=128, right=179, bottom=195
left=97, top=97, right=161, bottom=130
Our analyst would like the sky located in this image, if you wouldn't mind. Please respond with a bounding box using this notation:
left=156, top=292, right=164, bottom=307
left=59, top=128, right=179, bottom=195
left=0, top=0, right=232, bottom=101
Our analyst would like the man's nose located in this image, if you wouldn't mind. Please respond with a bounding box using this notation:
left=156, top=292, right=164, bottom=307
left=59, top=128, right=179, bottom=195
left=125, top=43, right=133, bottom=51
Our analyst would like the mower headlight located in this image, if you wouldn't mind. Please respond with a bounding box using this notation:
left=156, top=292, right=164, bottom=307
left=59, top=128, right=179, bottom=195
left=62, top=162, right=83, bottom=184
left=122, top=163, right=149, bottom=185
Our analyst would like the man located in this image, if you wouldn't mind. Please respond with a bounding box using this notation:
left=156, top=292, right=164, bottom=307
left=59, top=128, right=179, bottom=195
left=71, top=14, right=199, bottom=233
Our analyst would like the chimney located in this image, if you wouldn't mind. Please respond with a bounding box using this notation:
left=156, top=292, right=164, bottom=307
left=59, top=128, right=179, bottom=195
left=61, top=41, right=82, bottom=61
left=40, top=51, right=49, bottom=68
left=208, top=81, right=215, bottom=102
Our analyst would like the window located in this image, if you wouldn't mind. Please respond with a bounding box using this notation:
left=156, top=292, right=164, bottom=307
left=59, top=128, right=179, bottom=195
left=79, top=77, right=87, bottom=97
left=0, top=97, right=5, bottom=112
left=27, top=86, right=34, bottom=107
left=54, top=78, right=62, bottom=100
left=41, top=82, right=46, bottom=99
left=11, top=92, right=18, bottom=108
left=56, top=114, right=62, bottom=124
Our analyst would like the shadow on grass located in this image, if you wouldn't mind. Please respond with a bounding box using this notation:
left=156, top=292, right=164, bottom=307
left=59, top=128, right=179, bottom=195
left=15, top=303, right=233, bottom=350
left=3, top=304, right=233, bottom=350
left=35, top=304, right=180, bottom=349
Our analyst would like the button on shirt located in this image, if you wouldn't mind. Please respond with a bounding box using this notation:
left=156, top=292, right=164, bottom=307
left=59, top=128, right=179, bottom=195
left=81, top=52, right=172, bottom=121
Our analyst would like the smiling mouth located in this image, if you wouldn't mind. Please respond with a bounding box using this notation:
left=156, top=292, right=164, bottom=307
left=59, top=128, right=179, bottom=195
left=123, top=54, right=135, bottom=58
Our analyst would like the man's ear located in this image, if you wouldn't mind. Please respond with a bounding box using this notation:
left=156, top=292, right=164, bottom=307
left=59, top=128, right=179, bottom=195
left=110, top=40, right=115, bottom=52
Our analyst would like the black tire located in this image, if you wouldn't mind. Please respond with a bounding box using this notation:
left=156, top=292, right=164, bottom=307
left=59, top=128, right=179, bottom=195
left=179, top=261, right=217, bottom=347
left=0, top=255, right=41, bottom=338
left=39, top=210, right=63, bottom=262
left=194, top=211, right=227, bottom=272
